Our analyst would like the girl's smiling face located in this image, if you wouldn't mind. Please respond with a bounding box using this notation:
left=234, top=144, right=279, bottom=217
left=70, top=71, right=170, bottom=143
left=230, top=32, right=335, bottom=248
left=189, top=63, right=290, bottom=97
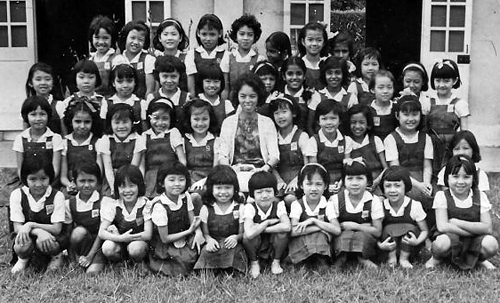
left=160, top=25, right=181, bottom=51
left=93, top=28, right=112, bottom=55
left=403, top=70, right=424, bottom=95
left=383, top=180, right=406, bottom=204
left=190, top=106, right=210, bottom=136
left=361, top=56, right=380, bottom=81
left=350, top=112, right=368, bottom=139
left=273, top=103, right=294, bottom=130
left=30, top=70, right=53, bottom=97
left=344, top=174, right=368, bottom=197
left=72, top=111, right=92, bottom=138
left=301, top=29, right=324, bottom=56
left=301, top=172, right=326, bottom=202
left=447, top=166, right=473, bottom=199
left=28, top=106, right=48, bottom=131
left=111, top=116, right=133, bottom=139
left=126, top=29, right=146, bottom=55
left=26, top=169, right=50, bottom=199
left=238, top=84, right=259, bottom=113
left=284, top=64, right=305, bottom=91
left=159, top=71, right=180, bottom=93
left=397, top=110, right=420, bottom=133
left=197, top=25, right=221, bottom=52
left=76, top=72, right=97, bottom=95
left=118, top=178, right=139, bottom=203
left=163, top=174, right=187, bottom=200
left=452, top=139, right=473, bottom=158
left=372, top=75, right=394, bottom=103
left=149, top=109, right=171, bottom=134
left=212, top=184, right=234, bottom=204
left=203, top=79, right=222, bottom=98
left=113, top=77, right=135, bottom=99
left=319, top=111, right=340, bottom=135
left=434, top=78, right=456, bottom=98
left=325, top=68, right=343, bottom=90
left=259, top=74, right=276, bottom=93
left=236, top=25, right=255, bottom=51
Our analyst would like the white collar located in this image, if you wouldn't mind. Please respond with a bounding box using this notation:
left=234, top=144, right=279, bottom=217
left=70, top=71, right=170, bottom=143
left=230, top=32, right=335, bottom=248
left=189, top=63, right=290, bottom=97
left=185, top=132, right=215, bottom=146
left=284, top=86, right=304, bottom=98
left=198, top=93, right=221, bottom=106
left=76, top=190, right=101, bottom=203
left=65, top=133, right=94, bottom=146
left=21, top=127, right=54, bottom=140
left=318, top=129, right=343, bottom=143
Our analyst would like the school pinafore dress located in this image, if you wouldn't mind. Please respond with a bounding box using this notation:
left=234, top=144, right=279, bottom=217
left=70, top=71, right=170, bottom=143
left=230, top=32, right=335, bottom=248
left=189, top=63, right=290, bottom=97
left=112, top=203, right=146, bottom=259
left=23, top=136, right=53, bottom=164
left=289, top=95, right=309, bottom=132
left=318, top=91, right=352, bottom=112
left=228, top=52, right=258, bottom=100
left=356, top=81, right=375, bottom=106
left=194, top=204, right=248, bottom=272
left=276, top=129, right=304, bottom=196
left=333, top=191, right=376, bottom=259
left=185, top=137, right=215, bottom=183
left=193, top=50, right=225, bottom=95
left=288, top=199, right=331, bottom=264
left=144, top=133, right=178, bottom=198
left=48, top=97, right=62, bottom=134
left=350, top=135, right=383, bottom=185
left=370, top=107, right=397, bottom=140
left=149, top=197, right=198, bottom=275
left=94, top=55, right=117, bottom=98
left=131, top=52, right=148, bottom=99
left=382, top=199, right=421, bottom=254
left=427, top=97, right=461, bottom=176
left=314, top=134, right=345, bottom=185
left=248, top=202, right=284, bottom=260
left=66, top=136, right=98, bottom=181
left=305, top=67, right=324, bottom=91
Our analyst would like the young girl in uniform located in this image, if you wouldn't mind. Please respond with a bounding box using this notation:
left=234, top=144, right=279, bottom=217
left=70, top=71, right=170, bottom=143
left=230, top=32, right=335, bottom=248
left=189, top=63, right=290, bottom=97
left=426, top=155, right=498, bottom=270
left=345, top=104, right=387, bottom=192
left=269, top=95, right=308, bottom=207
left=185, top=14, right=229, bottom=98
left=65, top=161, right=105, bottom=274
left=377, top=166, right=428, bottom=269
left=98, top=164, right=152, bottom=265
left=197, top=63, right=235, bottom=125
left=252, top=60, right=280, bottom=104
left=97, top=103, right=146, bottom=197
left=384, top=96, right=434, bottom=220
left=265, top=31, right=292, bottom=71
left=437, top=130, right=489, bottom=192
left=142, top=98, right=185, bottom=198
left=58, top=59, right=104, bottom=135
left=13, top=96, right=64, bottom=184
left=368, top=70, right=397, bottom=140
left=330, top=161, right=383, bottom=269
left=60, top=100, right=103, bottom=195
left=25, top=62, right=63, bottom=134
left=288, top=163, right=340, bottom=267
left=328, top=32, right=356, bottom=75
left=10, top=157, right=67, bottom=273
left=88, top=15, right=120, bottom=98
left=347, top=47, right=382, bottom=106
left=100, top=64, right=146, bottom=134
left=305, top=100, right=352, bottom=194
left=149, top=162, right=204, bottom=276
left=224, top=14, right=265, bottom=99
left=308, top=56, right=357, bottom=133
left=117, top=21, right=156, bottom=99
left=194, top=165, right=247, bottom=274
left=152, top=18, right=189, bottom=59
left=427, top=59, right=469, bottom=177
left=398, top=62, right=429, bottom=111
left=297, top=22, right=329, bottom=91
left=281, top=56, right=321, bottom=134
left=243, top=171, right=291, bottom=278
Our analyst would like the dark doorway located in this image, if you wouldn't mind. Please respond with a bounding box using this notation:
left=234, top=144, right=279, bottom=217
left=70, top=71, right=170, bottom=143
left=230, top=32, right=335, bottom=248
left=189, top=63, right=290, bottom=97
left=35, top=0, right=125, bottom=94
left=365, top=0, right=422, bottom=91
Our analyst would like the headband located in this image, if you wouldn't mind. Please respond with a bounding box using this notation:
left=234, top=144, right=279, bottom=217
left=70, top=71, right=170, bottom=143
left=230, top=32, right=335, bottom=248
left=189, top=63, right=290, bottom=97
left=403, top=63, right=426, bottom=74
left=269, top=92, right=294, bottom=106
left=344, top=157, right=366, bottom=167
left=300, top=163, right=328, bottom=175
left=161, top=18, right=182, bottom=29
left=154, top=98, right=174, bottom=109
left=254, top=62, right=276, bottom=74
left=435, top=60, right=456, bottom=71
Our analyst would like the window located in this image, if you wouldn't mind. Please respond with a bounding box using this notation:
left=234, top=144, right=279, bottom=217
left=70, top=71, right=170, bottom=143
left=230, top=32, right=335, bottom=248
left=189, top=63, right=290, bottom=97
left=428, top=0, right=468, bottom=52
left=284, top=0, right=330, bottom=52
left=125, top=0, right=171, bottom=33
left=0, top=0, right=28, bottom=47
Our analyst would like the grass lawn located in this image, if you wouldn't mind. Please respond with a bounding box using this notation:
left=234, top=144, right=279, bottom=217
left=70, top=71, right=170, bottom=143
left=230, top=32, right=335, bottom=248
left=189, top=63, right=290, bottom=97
left=1, top=173, right=500, bottom=302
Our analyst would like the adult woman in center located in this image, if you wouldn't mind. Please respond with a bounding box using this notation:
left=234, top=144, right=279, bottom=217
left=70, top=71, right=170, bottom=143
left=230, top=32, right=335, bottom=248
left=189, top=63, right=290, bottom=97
left=218, top=73, right=280, bottom=193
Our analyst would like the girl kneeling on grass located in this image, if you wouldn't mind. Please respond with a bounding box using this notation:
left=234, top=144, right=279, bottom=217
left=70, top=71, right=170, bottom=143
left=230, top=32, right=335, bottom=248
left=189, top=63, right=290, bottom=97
left=377, top=166, right=429, bottom=269
left=288, top=163, right=340, bottom=268
left=330, top=160, right=383, bottom=269
left=98, top=165, right=152, bottom=266
left=243, top=171, right=291, bottom=278
left=426, top=155, right=498, bottom=270
left=10, top=157, right=68, bottom=273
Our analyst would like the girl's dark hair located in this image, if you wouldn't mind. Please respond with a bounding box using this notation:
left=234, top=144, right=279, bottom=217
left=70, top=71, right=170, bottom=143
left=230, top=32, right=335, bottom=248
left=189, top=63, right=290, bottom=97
left=252, top=60, right=279, bottom=78
left=109, top=64, right=138, bottom=92
left=343, top=104, right=374, bottom=137
left=114, top=164, right=146, bottom=199
left=88, top=15, right=117, bottom=52
left=315, top=99, right=344, bottom=122
left=402, top=62, right=429, bottom=92
left=63, top=100, right=103, bottom=137
left=105, top=103, right=136, bottom=135
left=231, top=72, right=267, bottom=107
left=297, top=22, right=329, bottom=57
left=343, top=161, right=373, bottom=185
left=446, top=130, right=481, bottom=163
left=182, top=98, right=220, bottom=135
left=153, top=55, right=186, bottom=82
left=70, top=59, right=102, bottom=88
left=72, top=160, right=102, bottom=185
left=196, top=14, right=225, bottom=46
left=319, top=56, right=349, bottom=88
left=297, top=164, right=330, bottom=199
left=265, top=31, right=292, bottom=59
left=118, top=20, right=150, bottom=51
left=248, top=171, right=277, bottom=198
left=394, top=95, right=423, bottom=130
left=26, top=62, right=57, bottom=97
left=229, top=14, right=262, bottom=43
left=327, top=32, right=354, bottom=58
left=198, top=63, right=225, bottom=93
left=156, top=161, right=191, bottom=194
left=354, top=47, right=384, bottom=78
left=203, top=165, right=240, bottom=205
left=269, top=96, right=301, bottom=127
left=153, top=18, right=189, bottom=51
left=21, top=157, right=55, bottom=186
left=282, top=56, right=307, bottom=75
left=380, top=166, right=412, bottom=193
left=368, top=69, right=395, bottom=91
left=444, top=155, right=478, bottom=189
left=21, top=96, right=53, bottom=124
left=145, top=97, right=175, bottom=130
left=430, top=59, right=461, bottom=89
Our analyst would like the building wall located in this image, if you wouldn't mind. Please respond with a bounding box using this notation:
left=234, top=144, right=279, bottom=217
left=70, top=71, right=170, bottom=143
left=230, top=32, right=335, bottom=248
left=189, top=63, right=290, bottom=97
left=469, top=0, right=500, bottom=146
left=244, top=0, right=284, bottom=54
